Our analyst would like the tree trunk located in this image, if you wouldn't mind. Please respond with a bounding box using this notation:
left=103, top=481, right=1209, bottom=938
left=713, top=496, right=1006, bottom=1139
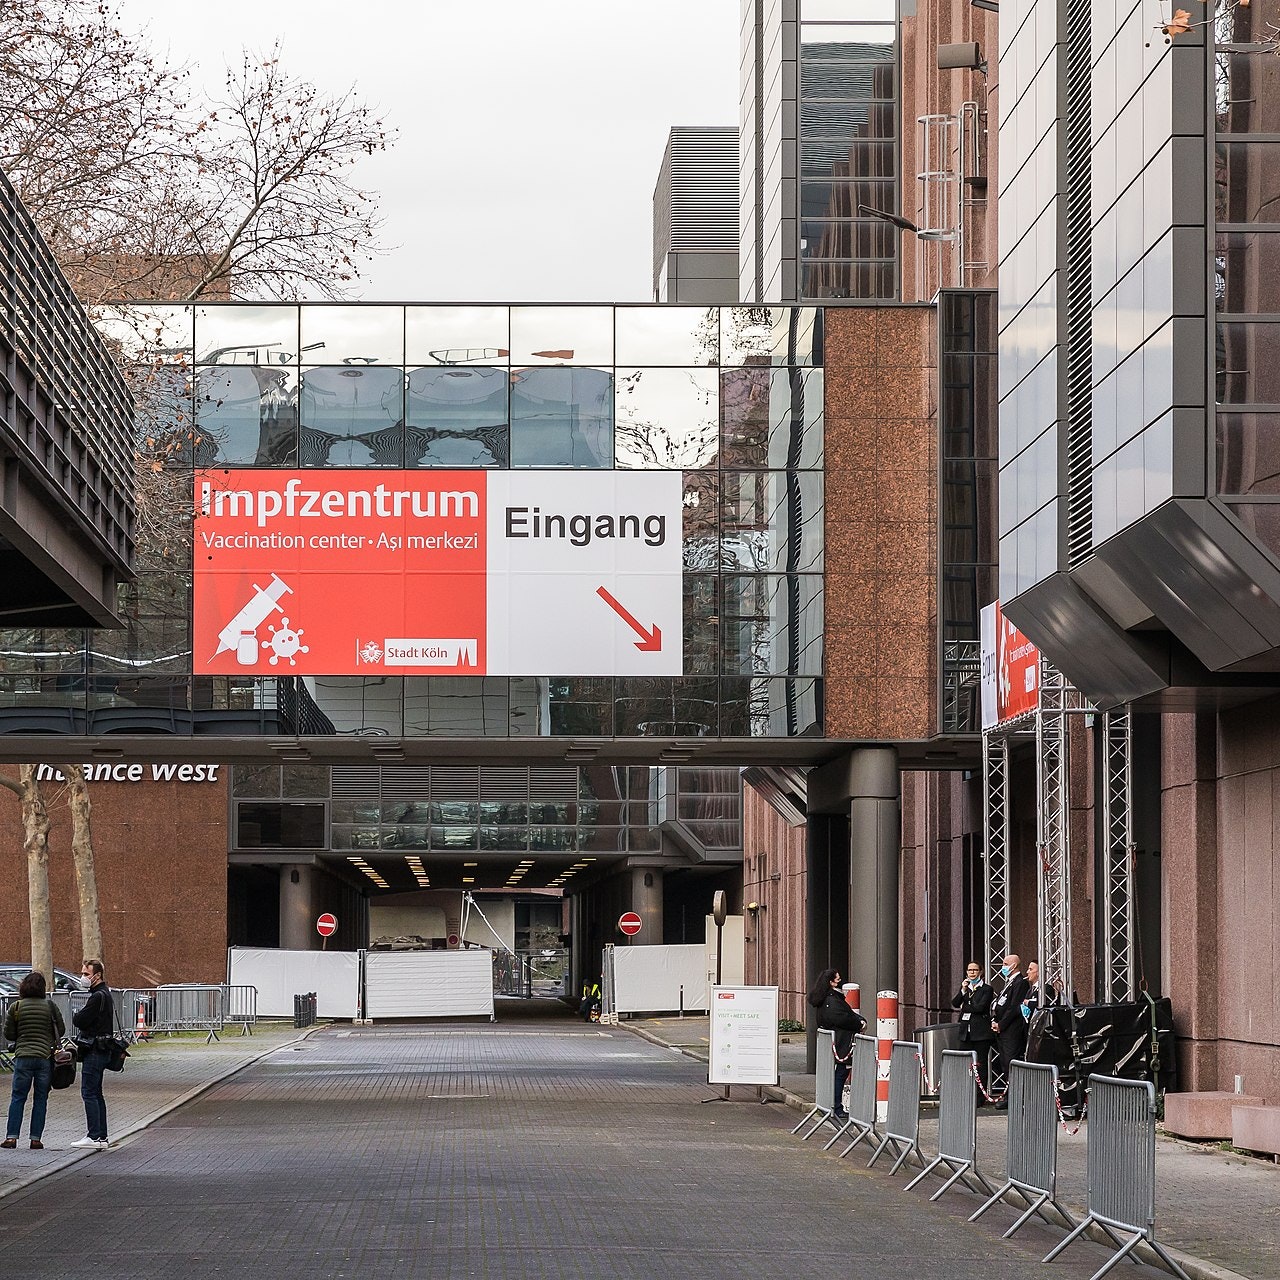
left=18, top=765, right=54, bottom=980
left=67, top=770, right=103, bottom=961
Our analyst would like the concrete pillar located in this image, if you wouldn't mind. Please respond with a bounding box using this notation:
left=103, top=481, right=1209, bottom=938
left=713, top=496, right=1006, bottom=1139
left=848, top=747, right=901, bottom=1004
left=630, top=866, right=663, bottom=943
left=279, top=862, right=320, bottom=951
left=805, top=816, right=833, bottom=1073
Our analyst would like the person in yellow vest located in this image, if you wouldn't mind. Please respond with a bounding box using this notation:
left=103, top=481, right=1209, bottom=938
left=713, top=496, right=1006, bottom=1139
left=578, top=979, right=601, bottom=1022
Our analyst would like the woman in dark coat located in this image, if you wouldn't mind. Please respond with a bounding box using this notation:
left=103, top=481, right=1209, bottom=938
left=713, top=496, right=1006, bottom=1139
left=951, top=960, right=996, bottom=1095
left=807, top=967, right=866, bottom=1119
left=3, top=971, right=65, bottom=1150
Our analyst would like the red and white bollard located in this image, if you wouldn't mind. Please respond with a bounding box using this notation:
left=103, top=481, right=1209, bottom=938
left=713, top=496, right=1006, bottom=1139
left=876, top=990, right=898, bottom=1122
left=842, top=982, right=860, bottom=1015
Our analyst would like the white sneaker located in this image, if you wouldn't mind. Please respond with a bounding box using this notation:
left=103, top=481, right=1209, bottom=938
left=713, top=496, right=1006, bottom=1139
left=71, top=1136, right=100, bottom=1148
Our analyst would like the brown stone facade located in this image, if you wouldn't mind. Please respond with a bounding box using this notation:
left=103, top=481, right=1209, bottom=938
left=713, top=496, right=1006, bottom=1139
left=1163, top=706, right=1280, bottom=1100
left=0, top=764, right=228, bottom=987
left=823, top=305, right=937, bottom=741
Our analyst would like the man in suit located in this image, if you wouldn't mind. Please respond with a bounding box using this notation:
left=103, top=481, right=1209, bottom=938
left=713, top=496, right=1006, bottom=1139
left=989, top=952, right=1030, bottom=1109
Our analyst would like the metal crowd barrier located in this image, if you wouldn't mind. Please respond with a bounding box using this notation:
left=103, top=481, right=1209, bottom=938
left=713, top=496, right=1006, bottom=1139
left=0, top=994, right=13, bottom=1069
left=1043, top=1076, right=1190, bottom=1280
left=154, top=984, right=225, bottom=1042
left=793, top=1029, right=840, bottom=1139
left=867, top=1039, right=925, bottom=1175
left=906, top=1049, right=995, bottom=1200
left=223, top=984, right=258, bottom=1035
left=971, top=1060, right=1077, bottom=1239
left=833, top=1033, right=879, bottom=1156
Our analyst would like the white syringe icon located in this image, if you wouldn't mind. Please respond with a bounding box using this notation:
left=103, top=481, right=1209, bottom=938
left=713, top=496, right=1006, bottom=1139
left=211, top=573, right=293, bottom=662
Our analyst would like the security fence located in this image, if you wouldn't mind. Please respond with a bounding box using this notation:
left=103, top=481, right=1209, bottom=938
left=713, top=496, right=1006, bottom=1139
left=906, top=1049, right=994, bottom=1201
left=866, top=1040, right=925, bottom=1175
left=971, top=1060, right=1077, bottom=1238
left=1043, top=1075, right=1190, bottom=1280
left=833, top=1033, right=879, bottom=1157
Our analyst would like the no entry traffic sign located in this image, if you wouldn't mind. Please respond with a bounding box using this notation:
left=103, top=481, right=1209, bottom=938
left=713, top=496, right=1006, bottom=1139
left=618, top=911, right=642, bottom=937
left=316, top=912, right=338, bottom=937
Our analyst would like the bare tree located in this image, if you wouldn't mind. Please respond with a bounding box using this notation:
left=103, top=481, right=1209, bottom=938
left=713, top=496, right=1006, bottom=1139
left=178, top=47, right=392, bottom=300
left=0, top=5, right=393, bottom=302
left=66, top=771, right=103, bottom=962
left=0, top=768, right=54, bottom=979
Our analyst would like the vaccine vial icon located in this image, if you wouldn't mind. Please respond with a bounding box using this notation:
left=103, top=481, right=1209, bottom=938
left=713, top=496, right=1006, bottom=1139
left=235, top=630, right=258, bottom=666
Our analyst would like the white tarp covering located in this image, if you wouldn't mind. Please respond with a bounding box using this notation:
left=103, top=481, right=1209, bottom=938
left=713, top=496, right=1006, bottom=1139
left=227, top=947, right=361, bottom=1019
left=364, top=949, right=495, bottom=1019
left=611, top=944, right=709, bottom=1014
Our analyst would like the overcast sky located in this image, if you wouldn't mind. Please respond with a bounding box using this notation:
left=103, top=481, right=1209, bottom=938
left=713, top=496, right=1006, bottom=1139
left=114, top=0, right=740, bottom=303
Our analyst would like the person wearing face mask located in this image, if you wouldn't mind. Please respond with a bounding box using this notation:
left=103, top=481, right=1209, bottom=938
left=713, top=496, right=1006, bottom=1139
left=951, top=961, right=996, bottom=1098
left=989, top=952, right=1030, bottom=1109
left=1021, top=961, right=1057, bottom=1022
left=806, top=967, right=866, bottom=1120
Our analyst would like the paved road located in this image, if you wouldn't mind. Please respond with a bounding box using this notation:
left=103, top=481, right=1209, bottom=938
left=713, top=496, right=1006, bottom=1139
left=0, top=1003, right=1167, bottom=1280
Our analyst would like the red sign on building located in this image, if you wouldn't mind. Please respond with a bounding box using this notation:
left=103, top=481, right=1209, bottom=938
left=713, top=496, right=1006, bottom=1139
left=618, top=912, right=643, bottom=936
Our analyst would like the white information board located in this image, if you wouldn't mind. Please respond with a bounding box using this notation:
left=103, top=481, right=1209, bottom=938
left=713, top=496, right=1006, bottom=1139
left=708, top=985, right=779, bottom=1086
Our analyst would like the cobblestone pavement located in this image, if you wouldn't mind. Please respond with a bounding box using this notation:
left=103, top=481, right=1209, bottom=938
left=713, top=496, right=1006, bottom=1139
left=0, top=1001, right=1181, bottom=1280
left=0, top=1021, right=306, bottom=1199
left=630, top=1015, right=1277, bottom=1280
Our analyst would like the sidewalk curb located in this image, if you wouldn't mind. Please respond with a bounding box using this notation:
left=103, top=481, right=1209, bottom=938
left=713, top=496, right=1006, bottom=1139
left=0, top=1025, right=321, bottom=1204
left=621, top=1023, right=1256, bottom=1280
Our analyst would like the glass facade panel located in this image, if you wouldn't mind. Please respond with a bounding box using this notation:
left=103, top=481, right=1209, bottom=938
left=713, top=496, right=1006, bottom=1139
left=405, top=367, right=508, bottom=467
left=510, top=307, right=613, bottom=366
left=196, top=306, right=299, bottom=365
left=614, top=307, right=719, bottom=366
left=298, top=366, right=405, bottom=466
left=1218, top=413, right=1280, bottom=495
left=299, top=305, right=404, bottom=366
left=614, top=368, right=719, bottom=469
left=405, top=306, right=510, bottom=365
left=721, top=368, right=825, bottom=470
left=509, top=367, right=613, bottom=467
left=194, top=366, right=298, bottom=466
left=40, top=305, right=829, bottom=743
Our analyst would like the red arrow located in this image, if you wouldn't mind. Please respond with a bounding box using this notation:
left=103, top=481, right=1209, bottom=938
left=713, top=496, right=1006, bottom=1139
left=596, top=586, right=663, bottom=651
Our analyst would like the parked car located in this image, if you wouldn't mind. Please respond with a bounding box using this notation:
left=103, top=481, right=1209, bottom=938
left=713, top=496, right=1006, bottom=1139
left=0, top=965, right=86, bottom=992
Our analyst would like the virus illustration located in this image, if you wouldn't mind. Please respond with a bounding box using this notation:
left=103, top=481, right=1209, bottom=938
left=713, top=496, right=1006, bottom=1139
left=358, top=640, right=384, bottom=664
left=262, top=617, right=309, bottom=666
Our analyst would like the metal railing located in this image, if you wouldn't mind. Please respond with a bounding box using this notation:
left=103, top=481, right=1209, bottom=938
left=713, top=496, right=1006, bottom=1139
left=866, top=1040, right=925, bottom=1175
left=223, top=984, right=258, bottom=1034
left=906, top=1049, right=994, bottom=1200
left=492, top=948, right=569, bottom=999
left=1044, top=1076, right=1190, bottom=1280
left=793, top=1029, right=840, bottom=1140
left=971, top=1060, right=1077, bottom=1238
left=834, top=1033, right=879, bottom=1157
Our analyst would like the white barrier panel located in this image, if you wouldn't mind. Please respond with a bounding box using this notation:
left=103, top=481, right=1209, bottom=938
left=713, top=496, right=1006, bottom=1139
left=365, top=949, right=496, bottom=1020
left=611, top=943, right=708, bottom=1013
left=227, top=947, right=361, bottom=1019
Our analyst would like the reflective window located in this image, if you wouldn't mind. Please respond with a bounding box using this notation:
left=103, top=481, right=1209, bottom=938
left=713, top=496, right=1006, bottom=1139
left=406, top=366, right=508, bottom=467
left=94, top=304, right=193, bottom=363
left=299, top=367, right=405, bottom=466
left=721, top=307, right=822, bottom=365
left=405, top=305, right=510, bottom=365
left=195, top=366, right=298, bottom=466
left=300, top=305, right=404, bottom=366
left=615, top=307, right=719, bottom=365
left=614, top=368, right=719, bottom=469
left=721, top=367, right=824, bottom=469
left=510, top=306, right=613, bottom=366
left=196, top=306, right=299, bottom=365
left=1215, top=323, right=1280, bottom=405
left=1218, top=412, right=1280, bottom=495
left=722, top=576, right=824, bottom=676
left=721, top=471, right=825, bottom=572
left=510, top=367, right=613, bottom=467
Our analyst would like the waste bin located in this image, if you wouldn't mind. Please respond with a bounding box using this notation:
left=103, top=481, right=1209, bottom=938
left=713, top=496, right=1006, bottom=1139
left=914, top=1022, right=963, bottom=1099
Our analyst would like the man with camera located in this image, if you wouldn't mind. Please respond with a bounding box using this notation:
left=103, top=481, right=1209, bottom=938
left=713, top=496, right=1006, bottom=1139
left=71, top=958, right=114, bottom=1150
